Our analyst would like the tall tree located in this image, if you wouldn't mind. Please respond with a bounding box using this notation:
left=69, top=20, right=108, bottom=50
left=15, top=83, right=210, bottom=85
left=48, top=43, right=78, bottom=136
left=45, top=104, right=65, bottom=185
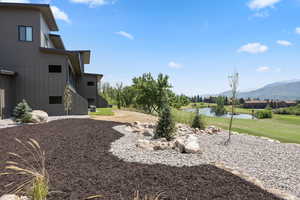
left=64, top=84, right=73, bottom=115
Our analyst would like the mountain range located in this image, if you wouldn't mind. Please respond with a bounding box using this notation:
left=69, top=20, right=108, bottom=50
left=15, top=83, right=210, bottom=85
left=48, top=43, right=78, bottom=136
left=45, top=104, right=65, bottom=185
left=219, top=80, right=300, bottom=100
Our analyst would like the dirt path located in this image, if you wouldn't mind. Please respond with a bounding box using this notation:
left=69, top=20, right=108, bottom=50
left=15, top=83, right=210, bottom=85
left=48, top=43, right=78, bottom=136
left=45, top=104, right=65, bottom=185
left=0, top=119, right=283, bottom=200
left=91, top=109, right=157, bottom=123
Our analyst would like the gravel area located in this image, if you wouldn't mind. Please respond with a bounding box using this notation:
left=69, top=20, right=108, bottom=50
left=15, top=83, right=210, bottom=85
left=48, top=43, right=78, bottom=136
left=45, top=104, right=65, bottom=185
left=0, top=119, right=283, bottom=200
left=111, top=125, right=300, bottom=198
left=0, top=115, right=90, bottom=129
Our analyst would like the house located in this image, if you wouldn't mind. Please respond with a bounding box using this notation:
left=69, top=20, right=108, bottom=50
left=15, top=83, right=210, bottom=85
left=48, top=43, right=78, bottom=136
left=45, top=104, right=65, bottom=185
left=243, top=100, right=297, bottom=109
left=0, top=2, right=107, bottom=119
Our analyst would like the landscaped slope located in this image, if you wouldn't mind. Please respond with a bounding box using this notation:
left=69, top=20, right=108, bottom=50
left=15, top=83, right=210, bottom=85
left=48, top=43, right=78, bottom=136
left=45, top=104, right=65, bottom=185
left=0, top=119, right=283, bottom=200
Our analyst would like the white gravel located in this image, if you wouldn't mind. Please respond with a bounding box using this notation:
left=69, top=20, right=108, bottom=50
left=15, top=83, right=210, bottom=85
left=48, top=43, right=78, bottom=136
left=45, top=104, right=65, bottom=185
left=111, top=125, right=300, bottom=198
left=0, top=115, right=90, bottom=129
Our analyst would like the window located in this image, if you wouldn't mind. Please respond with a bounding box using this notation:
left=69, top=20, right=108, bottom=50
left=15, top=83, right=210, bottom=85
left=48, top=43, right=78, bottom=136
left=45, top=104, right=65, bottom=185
left=44, top=34, right=49, bottom=48
left=18, top=26, right=33, bottom=42
left=49, top=96, right=62, bottom=104
left=87, top=81, right=95, bottom=86
left=49, top=65, right=62, bottom=73
left=88, top=98, right=95, bottom=105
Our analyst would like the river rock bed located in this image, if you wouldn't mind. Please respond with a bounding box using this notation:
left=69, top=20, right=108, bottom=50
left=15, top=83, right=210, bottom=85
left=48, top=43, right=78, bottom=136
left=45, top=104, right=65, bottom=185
left=111, top=123, right=300, bottom=198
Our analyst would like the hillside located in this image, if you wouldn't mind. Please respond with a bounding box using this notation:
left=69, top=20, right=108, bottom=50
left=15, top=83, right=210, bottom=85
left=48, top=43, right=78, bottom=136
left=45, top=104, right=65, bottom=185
left=220, top=80, right=300, bottom=100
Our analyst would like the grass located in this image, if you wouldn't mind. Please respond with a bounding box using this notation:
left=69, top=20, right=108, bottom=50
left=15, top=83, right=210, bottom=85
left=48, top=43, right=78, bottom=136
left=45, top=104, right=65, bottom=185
left=89, top=108, right=114, bottom=116
left=172, top=109, right=300, bottom=144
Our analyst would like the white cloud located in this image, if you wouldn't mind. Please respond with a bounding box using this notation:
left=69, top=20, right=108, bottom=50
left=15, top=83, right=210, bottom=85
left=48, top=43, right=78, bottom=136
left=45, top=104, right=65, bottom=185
left=115, top=31, right=134, bottom=40
left=276, top=40, right=292, bottom=46
left=248, top=0, right=281, bottom=10
left=0, top=0, right=29, bottom=2
left=295, top=27, right=300, bottom=35
left=238, top=43, right=268, bottom=54
left=256, top=66, right=271, bottom=72
left=168, top=61, right=182, bottom=69
left=70, top=0, right=114, bottom=7
left=50, top=6, right=71, bottom=23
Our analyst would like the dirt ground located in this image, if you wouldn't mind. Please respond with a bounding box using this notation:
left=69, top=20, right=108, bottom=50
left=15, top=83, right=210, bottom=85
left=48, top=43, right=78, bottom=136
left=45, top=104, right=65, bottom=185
left=0, top=119, right=283, bottom=200
left=91, top=109, right=158, bottom=123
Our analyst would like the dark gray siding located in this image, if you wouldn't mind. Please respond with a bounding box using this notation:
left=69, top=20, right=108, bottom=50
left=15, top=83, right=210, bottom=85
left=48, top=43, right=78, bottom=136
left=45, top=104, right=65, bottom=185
left=77, top=74, right=107, bottom=107
left=0, top=7, right=88, bottom=116
left=0, top=74, right=15, bottom=119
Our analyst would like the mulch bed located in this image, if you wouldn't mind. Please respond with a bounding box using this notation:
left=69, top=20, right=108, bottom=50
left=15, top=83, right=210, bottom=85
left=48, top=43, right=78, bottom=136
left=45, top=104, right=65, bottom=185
left=0, top=119, right=283, bottom=200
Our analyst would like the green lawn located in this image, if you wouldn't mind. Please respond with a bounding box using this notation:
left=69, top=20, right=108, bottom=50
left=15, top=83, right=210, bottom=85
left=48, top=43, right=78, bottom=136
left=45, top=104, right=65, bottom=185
left=172, top=109, right=300, bottom=144
left=89, top=108, right=114, bottom=116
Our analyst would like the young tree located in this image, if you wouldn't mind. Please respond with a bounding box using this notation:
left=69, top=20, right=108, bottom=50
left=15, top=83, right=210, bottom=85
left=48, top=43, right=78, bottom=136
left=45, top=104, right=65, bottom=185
left=64, top=84, right=73, bottom=115
left=191, top=107, right=205, bottom=130
left=13, top=99, right=32, bottom=123
left=115, top=83, right=124, bottom=109
left=154, top=103, right=176, bottom=141
left=211, top=96, right=227, bottom=116
left=226, top=72, right=239, bottom=145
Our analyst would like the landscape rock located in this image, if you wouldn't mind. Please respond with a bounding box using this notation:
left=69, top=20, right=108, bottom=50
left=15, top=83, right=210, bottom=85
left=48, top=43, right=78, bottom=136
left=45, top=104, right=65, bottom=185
left=136, top=139, right=154, bottom=150
left=30, top=110, right=48, bottom=123
left=175, top=135, right=202, bottom=154
left=142, top=128, right=154, bottom=137
left=0, top=195, right=29, bottom=200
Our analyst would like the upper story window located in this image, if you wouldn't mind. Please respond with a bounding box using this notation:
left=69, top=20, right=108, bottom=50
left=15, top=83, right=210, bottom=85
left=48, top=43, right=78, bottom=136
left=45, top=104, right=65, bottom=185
left=87, top=81, right=95, bottom=86
left=49, top=65, right=62, bottom=73
left=44, top=34, right=50, bottom=48
left=18, top=26, right=33, bottom=42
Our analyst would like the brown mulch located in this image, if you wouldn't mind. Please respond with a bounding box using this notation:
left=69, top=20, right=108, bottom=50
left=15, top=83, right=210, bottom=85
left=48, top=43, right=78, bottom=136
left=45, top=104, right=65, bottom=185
left=0, top=119, right=283, bottom=200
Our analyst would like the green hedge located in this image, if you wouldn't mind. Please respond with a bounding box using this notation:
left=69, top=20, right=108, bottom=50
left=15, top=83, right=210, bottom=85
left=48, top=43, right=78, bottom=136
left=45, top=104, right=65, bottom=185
left=255, top=110, right=273, bottom=119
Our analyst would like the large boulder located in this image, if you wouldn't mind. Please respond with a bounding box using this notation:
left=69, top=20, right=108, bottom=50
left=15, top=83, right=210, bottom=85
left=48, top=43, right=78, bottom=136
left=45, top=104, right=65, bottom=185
left=30, top=110, right=48, bottom=123
left=175, top=135, right=202, bottom=154
left=0, top=195, right=29, bottom=200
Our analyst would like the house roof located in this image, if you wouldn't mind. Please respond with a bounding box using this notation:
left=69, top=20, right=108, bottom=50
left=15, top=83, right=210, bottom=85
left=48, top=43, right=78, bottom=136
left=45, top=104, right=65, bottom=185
left=70, top=51, right=91, bottom=64
left=84, top=73, right=103, bottom=81
left=49, top=34, right=65, bottom=50
left=0, top=2, right=58, bottom=31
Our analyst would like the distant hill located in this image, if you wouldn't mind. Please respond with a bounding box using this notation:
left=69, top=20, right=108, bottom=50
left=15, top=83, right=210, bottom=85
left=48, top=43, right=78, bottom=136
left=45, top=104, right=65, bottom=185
left=219, top=80, right=300, bottom=100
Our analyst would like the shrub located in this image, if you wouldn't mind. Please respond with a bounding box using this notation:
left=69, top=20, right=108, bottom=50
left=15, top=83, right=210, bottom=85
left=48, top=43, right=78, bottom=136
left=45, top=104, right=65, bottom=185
left=255, top=110, right=273, bottom=119
left=274, top=105, right=300, bottom=115
left=211, top=96, right=227, bottom=116
left=13, top=99, right=32, bottom=123
left=154, top=104, right=176, bottom=141
left=191, top=108, right=205, bottom=130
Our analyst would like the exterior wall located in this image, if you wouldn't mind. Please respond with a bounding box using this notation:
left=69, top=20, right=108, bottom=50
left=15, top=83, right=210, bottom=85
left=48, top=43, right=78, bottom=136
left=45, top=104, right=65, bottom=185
left=77, top=74, right=98, bottom=107
left=0, top=7, right=88, bottom=116
left=0, top=74, right=15, bottom=119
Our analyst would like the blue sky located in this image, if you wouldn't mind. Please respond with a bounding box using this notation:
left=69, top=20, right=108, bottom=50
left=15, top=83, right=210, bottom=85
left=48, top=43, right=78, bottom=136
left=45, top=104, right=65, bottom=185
left=2, top=0, right=300, bottom=95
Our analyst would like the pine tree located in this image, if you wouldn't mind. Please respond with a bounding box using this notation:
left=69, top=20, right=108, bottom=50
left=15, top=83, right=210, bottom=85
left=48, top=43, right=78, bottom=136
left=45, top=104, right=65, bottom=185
left=191, top=108, right=205, bottom=130
left=13, top=99, right=32, bottom=123
left=154, top=104, right=176, bottom=141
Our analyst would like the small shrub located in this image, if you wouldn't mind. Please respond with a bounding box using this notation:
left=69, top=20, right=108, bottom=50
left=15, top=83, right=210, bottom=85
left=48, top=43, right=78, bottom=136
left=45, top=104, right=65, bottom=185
left=13, top=99, right=32, bottom=123
left=255, top=110, right=273, bottom=119
left=154, top=104, right=176, bottom=141
left=191, top=108, right=205, bottom=130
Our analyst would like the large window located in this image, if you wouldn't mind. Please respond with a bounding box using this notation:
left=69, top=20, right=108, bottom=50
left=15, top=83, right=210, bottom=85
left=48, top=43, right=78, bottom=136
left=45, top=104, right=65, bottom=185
left=87, top=81, right=95, bottom=86
left=49, top=96, right=62, bottom=104
left=49, top=65, right=62, bottom=73
left=18, top=26, right=33, bottom=42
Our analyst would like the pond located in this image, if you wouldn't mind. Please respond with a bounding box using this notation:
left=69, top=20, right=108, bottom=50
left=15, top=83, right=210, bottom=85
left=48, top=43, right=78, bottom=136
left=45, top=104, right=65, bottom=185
left=183, top=107, right=255, bottom=119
